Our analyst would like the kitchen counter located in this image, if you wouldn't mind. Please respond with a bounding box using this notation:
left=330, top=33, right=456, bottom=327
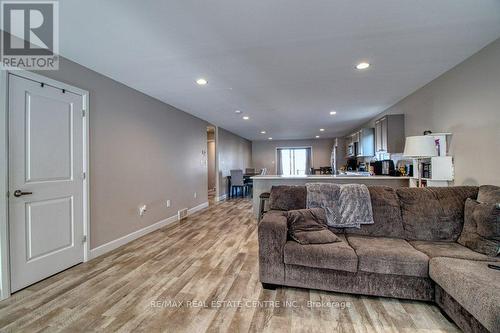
left=252, top=175, right=410, bottom=180
left=251, top=174, right=410, bottom=217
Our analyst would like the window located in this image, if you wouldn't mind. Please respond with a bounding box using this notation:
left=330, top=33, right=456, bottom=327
left=277, top=147, right=312, bottom=176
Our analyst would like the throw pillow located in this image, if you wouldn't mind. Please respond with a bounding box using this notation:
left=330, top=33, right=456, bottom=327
left=269, top=185, right=307, bottom=211
left=287, top=208, right=341, bottom=245
left=458, top=198, right=500, bottom=257
left=477, top=185, right=500, bottom=204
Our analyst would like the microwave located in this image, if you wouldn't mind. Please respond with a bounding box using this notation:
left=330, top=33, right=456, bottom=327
left=347, top=142, right=358, bottom=157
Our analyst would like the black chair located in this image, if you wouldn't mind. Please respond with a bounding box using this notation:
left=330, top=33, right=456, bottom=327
left=319, top=166, right=332, bottom=174
left=258, top=192, right=270, bottom=222
left=310, top=168, right=320, bottom=175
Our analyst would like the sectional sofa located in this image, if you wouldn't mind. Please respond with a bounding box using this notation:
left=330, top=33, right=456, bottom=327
left=258, top=185, right=500, bottom=333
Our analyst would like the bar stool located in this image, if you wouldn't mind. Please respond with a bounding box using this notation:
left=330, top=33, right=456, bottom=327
left=258, top=192, right=270, bottom=222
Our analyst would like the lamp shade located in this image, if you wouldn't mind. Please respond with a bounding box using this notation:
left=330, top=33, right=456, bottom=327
left=403, top=136, right=437, bottom=158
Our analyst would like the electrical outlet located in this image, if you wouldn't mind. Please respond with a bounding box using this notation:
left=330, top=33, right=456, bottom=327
left=194, top=192, right=197, bottom=198
left=138, top=204, right=147, bottom=217
left=166, top=200, right=171, bottom=208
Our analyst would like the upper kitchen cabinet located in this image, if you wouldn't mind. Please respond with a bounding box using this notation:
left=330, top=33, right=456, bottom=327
left=375, top=114, right=405, bottom=153
left=357, top=128, right=375, bottom=157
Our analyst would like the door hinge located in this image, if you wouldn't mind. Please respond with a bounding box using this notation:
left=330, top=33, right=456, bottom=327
left=82, top=235, right=87, bottom=244
left=82, top=110, right=86, bottom=117
left=82, top=172, right=86, bottom=180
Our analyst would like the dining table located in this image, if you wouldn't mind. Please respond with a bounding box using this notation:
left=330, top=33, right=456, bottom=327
left=226, top=173, right=260, bottom=198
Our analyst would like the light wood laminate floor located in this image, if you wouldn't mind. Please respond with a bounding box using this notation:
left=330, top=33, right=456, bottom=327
left=0, top=198, right=459, bottom=332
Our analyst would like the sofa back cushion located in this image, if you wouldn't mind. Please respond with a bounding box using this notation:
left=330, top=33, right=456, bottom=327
left=345, top=186, right=405, bottom=238
left=458, top=198, right=500, bottom=257
left=477, top=185, right=500, bottom=204
left=269, top=185, right=307, bottom=211
left=397, top=186, right=478, bottom=241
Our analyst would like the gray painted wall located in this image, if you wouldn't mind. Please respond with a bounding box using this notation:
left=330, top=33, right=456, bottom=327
left=217, top=128, right=252, bottom=196
left=252, top=138, right=340, bottom=175
left=35, top=58, right=213, bottom=248
left=357, top=38, right=500, bottom=186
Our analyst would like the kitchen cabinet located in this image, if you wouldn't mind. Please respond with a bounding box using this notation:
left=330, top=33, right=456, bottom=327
left=357, top=128, right=375, bottom=157
left=374, top=114, right=405, bottom=153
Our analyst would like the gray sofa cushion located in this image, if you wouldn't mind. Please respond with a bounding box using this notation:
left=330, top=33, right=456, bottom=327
left=269, top=185, right=307, bottom=211
left=410, top=240, right=499, bottom=261
left=287, top=208, right=340, bottom=244
left=429, top=257, right=500, bottom=333
left=458, top=198, right=500, bottom=257
left=284, top=235, right=358, bottom=272
left=344, top=186, right=405, bottom=238
left=430, top=186, right=478, bottom=234
left=397, top=187, right=477, bottom=241
left=347, top=235, right=429, bottom=277
left=477, top=185, right=500, bottom=204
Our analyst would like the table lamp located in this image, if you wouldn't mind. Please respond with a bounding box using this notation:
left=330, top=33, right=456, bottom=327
left=403, top=135, right=437, bottom=187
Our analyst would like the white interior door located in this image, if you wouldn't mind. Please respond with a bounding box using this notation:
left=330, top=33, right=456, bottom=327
left=9, top=74, right=85, bottom=292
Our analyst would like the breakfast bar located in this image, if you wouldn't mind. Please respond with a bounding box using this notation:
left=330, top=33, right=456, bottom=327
left=251, top=175, right=410, bottom=217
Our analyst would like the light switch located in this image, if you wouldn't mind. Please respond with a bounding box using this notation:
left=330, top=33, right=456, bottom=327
left=138, top=204, right=147, bottom=216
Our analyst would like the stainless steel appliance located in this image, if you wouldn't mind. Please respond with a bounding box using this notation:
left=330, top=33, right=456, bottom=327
left=330, top=138, right=339, bottom=174
left=372, top=160, right=395, bottom=176
left=347, top=142, right=358, bottom=157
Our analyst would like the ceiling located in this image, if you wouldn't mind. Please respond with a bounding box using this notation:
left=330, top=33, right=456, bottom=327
left=58, top=1, right=500, bottom=141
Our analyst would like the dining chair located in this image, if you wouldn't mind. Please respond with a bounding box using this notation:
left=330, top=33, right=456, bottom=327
left=260, top=168, right=267, bottom=175
left=230, top=169, right=246, bottom=198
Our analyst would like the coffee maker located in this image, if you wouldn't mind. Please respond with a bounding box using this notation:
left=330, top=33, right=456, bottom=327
left=371, top=160, right=395, bottom=176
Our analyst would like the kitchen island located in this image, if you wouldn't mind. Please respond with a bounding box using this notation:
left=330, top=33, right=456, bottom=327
left=251, top=175, right=410, bottom=217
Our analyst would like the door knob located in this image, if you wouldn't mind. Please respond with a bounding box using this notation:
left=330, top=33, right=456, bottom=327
left=13, top=190, right=33, bottom=197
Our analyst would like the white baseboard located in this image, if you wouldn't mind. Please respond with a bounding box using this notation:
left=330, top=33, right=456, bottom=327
left=216, top=194, right=227, bottom=202
left=90, top=201, right=208, bottom=259
left=188, top=201, right=209, bottom=214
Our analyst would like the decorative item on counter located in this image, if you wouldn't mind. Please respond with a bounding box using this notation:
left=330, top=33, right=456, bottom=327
left=435, top=138, right=441, bottom=156
left=398, top=166, right=407, bottom=176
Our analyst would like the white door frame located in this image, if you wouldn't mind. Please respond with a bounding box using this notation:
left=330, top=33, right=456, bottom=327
left=0, top=70, right=90, bottom=300
left=214, top=126, right=220, bottom=200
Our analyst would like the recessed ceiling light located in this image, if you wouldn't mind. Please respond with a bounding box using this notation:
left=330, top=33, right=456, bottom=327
left=196, top=78, right=208, bottom=85
left=319, top=128, right=325, bottom=132
left=260, top=131, right=266, bottom=134
left=268, top=137, right=273, bottom=140
left=330, top=111, right=337, bottom=115
left=234, top=110, right=241, bottom=114
left=242, top=116, right=249, bottom=120
left=315, top=135, right=320, bottom=138
left=355, top=62, right=370, bottom=70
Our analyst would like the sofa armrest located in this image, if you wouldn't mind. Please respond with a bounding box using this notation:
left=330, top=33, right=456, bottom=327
left=258, top=211, right=288, bottom=284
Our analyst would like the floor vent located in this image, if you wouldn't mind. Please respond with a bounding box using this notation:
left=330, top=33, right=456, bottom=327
left=178, top=208, right=188, bottom=220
